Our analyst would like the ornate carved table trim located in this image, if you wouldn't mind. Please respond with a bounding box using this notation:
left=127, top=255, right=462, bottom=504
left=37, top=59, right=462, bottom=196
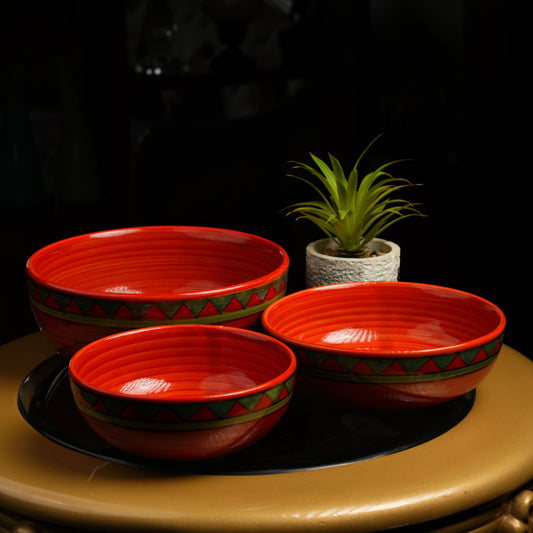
left=499, top=489, right=533, bottom=533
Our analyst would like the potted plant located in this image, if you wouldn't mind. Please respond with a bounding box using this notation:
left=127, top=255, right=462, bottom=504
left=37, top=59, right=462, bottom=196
left=285, top=134, right=424, bottom=287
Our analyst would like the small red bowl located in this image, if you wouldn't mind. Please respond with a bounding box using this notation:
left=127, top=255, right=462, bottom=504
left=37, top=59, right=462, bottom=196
left=262, top=282, right=506, bottom=409
left=26, top=226, right=289, bottom=358
left=68, top=324, right=296, bottom=460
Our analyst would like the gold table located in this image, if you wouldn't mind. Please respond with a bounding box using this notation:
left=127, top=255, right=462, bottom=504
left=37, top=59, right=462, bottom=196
left=1, top=332, right=533, bottom=532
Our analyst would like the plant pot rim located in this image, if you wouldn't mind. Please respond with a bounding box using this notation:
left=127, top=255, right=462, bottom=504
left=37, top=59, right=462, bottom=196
left=306, top=237, right=400, bottom=261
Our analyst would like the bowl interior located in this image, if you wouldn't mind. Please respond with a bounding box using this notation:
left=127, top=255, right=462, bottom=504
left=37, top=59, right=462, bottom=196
left=69, top=325, right=296, bottom=402
left=27, top=226, right=288, bottom=298
left=263, top=282, right=506, bottom=355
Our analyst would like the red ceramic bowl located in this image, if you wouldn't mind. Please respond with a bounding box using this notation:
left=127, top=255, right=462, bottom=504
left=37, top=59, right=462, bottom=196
left=26, top=226, right=289, bottom=358
left=68, top=324, right=296, bottom=460
left=262, top=282, right=506, bottom=409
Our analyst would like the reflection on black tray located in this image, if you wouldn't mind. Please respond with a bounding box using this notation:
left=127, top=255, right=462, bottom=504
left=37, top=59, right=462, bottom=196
left=18, top=354, right=475, bottom=475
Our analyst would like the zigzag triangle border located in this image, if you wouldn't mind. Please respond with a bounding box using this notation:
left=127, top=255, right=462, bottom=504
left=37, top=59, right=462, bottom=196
left=71, top=374, right=295, bottom=431
left=295, top=334, right=504, bottom=384
left=27, top=272, right=288, bottom=326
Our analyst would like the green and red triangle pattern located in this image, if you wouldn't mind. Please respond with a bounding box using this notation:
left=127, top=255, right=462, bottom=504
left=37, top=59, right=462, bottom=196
left=72, top=374, right=295, bottom=430
left=27, top=273, right=287, bottom=323
left=294, top=335, right=504, bottom=384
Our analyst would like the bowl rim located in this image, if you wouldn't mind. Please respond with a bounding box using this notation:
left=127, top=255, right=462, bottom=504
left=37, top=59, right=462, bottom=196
left=26, top=226, right=290, bottom=302
left=262, top=281, right=506, bottom=358
left=68, top=324, right=297, bottom=403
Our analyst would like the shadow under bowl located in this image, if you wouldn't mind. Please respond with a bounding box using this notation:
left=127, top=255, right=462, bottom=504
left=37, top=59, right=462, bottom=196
left=262, top=281, right=506, bottom=409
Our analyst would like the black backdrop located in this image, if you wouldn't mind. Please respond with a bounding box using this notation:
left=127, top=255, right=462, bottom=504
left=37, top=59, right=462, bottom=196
left=1, top=1, right=526, bottom=358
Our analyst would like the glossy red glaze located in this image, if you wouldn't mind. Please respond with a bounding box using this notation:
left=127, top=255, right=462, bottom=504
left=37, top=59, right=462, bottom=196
left=26, top=226, right=289, bottom=357
left=69, top=324, right=296, bottom=460
left=262, top=282, right=506, bottom=409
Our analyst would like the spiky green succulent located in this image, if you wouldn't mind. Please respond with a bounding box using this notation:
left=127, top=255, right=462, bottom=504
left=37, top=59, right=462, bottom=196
left=285, top=134, right=424, bottom=258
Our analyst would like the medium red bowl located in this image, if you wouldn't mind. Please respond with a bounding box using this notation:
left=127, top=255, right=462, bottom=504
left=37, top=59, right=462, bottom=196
left=68, top=324, right=296, bottom=460
left=262, top=282, right=506, bottom=409
left=26, top=226, right=289, bottom=358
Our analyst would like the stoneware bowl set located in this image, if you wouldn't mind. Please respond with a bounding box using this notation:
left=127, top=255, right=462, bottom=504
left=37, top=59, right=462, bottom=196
left=25, top=225, right=506, bottom=461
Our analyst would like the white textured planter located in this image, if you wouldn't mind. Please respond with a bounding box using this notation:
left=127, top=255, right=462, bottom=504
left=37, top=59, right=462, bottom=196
left=305, top=237, right=401, bottom=288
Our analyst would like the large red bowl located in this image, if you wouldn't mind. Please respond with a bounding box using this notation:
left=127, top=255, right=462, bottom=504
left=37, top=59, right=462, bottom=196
left=262, top=282, right=506, bottom=409
left=26, top=226, right=289, bottom=358
left=68, top=324, right=296, bottom=461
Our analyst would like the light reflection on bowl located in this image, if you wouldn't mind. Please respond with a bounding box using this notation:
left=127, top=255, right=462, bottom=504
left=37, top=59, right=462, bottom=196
left=26, top=226, right=289, bottom=358
left=262, top=281, right=506, bottom=409
left=68, top=324, right=297, bottom=460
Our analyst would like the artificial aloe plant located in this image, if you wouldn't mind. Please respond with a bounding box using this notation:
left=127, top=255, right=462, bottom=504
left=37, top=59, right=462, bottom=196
left=285, top=134, right=424, bottom=258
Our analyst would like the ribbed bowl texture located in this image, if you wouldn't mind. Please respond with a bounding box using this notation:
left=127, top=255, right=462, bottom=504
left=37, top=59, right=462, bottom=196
left=68, top=324, right=296, bottom=460
left=26, top=226, right=289, bottom=357
left=262, top=281, right=506, bottom=409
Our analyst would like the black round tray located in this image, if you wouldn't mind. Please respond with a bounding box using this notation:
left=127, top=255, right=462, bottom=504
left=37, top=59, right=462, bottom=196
left=18, top=354, right=474, bottom=475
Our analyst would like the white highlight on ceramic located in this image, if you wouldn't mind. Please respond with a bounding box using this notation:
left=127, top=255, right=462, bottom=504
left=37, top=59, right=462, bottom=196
left=120, top=377, right=172, bottom=396
left=322, top=327, right=378, bottom=345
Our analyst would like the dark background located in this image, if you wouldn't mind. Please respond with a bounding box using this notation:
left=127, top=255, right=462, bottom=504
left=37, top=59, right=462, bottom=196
left=1, top=1, right=525, bottom=356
